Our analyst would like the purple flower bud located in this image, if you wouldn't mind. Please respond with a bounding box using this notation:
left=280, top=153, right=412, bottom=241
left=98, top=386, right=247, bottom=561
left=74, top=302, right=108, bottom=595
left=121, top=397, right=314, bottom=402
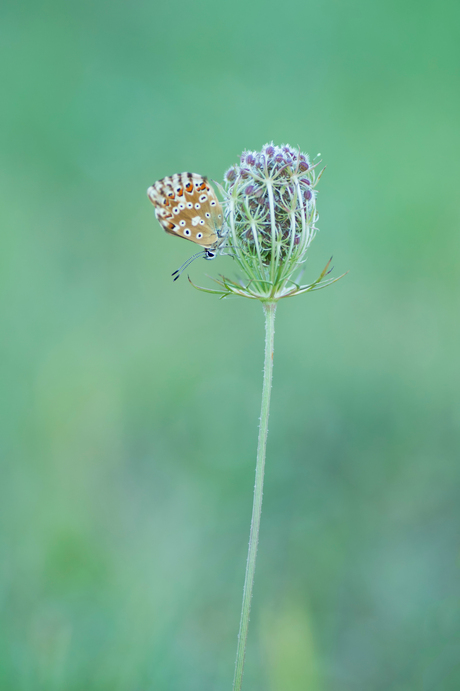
left=240, top=168, right=250, bottom=179
left=299, top=161, right=309, bottom=172
left=246, top=153, right=255, bottom=165
left=225, top=167, right=236, bottom=181
left=301, top=178, right=311, bottom=185
left=265, top=145, right=275, bottom=157
left=275, top=153, right=284, bottom=163
left=304, top=189, right=312, bottom=201
left=283, top=146, right=295, bottom=157
left=245, top=184, right=255, bottom=195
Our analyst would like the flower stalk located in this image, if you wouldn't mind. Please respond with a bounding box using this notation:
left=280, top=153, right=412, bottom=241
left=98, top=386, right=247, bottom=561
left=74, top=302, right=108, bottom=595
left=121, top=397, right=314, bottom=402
left=233, top=300, right=276, bottom=691
left=187, top=143, right=344, bottom=689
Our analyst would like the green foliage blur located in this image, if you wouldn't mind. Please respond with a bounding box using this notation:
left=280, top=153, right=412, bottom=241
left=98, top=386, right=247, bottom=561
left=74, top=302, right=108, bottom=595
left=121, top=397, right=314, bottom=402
left=1, top=0, right=460, bottom=689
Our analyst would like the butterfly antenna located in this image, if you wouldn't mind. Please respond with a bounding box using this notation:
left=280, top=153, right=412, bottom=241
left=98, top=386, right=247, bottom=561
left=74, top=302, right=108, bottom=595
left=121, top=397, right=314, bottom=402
left=172, top=250, right=207, bottom=281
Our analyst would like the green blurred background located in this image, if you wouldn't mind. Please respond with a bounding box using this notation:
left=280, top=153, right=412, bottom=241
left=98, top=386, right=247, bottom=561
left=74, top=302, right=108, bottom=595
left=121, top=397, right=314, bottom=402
left=1, top=0, right=460, bottom=689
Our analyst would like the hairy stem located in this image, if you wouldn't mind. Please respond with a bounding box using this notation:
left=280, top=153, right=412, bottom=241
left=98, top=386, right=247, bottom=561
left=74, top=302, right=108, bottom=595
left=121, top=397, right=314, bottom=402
left=233, top=301, right=277, bottom=691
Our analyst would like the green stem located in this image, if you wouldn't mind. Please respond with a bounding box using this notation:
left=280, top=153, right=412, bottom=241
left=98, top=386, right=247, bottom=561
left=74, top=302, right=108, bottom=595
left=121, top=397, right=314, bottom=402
left=232, top=300, right=277, bottom=691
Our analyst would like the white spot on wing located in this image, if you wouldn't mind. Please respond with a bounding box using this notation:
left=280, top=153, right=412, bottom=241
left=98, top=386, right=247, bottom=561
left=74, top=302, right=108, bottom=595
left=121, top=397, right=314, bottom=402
left=192, top=216, right=201, bottom=226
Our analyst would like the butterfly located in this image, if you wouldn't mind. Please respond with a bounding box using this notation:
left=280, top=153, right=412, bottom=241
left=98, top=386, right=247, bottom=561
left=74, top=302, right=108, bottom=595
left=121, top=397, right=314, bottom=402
left=147, top=172, right=227, bottom=280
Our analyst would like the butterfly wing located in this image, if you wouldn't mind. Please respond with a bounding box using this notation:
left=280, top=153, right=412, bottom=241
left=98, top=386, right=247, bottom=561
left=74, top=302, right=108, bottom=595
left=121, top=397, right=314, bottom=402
left=147, top=172, right=223, bottom=248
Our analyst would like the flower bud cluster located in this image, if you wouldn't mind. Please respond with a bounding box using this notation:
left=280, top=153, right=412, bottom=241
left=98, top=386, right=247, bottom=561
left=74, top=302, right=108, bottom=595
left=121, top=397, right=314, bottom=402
left=215, top=143, right=328, bottom=300
left=191, top=143, right=342, bottom=301
left=224, top=143, right=316, bottom=269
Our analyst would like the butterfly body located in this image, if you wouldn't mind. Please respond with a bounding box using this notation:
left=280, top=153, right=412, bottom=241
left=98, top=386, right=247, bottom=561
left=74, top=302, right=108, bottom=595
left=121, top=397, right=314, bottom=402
left=147, top=172, right=225, bottom=251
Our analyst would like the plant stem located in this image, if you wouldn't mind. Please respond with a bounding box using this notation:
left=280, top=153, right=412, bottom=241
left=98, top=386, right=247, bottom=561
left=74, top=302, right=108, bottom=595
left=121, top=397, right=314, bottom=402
left=232, top=300, right=277, bottom=691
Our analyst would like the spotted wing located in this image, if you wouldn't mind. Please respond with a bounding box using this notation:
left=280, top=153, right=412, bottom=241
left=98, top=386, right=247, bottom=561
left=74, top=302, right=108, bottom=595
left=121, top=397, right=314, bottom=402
left=147, top=172, right=223, bottom=248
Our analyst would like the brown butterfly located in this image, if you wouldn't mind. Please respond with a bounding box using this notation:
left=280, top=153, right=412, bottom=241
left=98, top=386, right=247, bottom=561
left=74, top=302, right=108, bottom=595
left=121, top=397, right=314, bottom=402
left=147, top=172, right=227, bottom=280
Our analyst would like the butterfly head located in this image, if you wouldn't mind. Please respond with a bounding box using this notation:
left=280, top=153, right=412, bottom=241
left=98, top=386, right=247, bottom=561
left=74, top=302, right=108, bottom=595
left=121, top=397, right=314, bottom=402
left=170, top=247, right=218, bottom=282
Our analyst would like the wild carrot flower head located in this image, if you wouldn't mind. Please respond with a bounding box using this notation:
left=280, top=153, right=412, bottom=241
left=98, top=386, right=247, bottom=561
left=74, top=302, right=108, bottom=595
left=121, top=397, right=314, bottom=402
left=192, top=143, right=343, bottom=301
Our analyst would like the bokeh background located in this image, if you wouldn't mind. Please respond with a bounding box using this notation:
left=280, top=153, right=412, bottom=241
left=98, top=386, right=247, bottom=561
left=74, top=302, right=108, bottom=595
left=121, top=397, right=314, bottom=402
left=1, top=0, right=460, bottom=689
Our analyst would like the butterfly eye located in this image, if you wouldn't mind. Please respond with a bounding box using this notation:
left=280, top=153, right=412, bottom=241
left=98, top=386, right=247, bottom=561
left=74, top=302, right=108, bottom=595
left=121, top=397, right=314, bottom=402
left=196, top=232, right=203, bottom=239
left=205, top=212, right=210, bottom=218
left=186, top=202, right=193, bottom=208
left=179, top=220, right=186, bottom=226
left=210, top=200, right=216, bottom=206
left=199, top=219, right=205, bottom=225
left=178, top=203, right=185, bottom=209
left=195, top=203, right=201, bottom=209
left=199, top=194, right=207, bottom=202
left=184, top=229, right=191, bottom=236
left=173, top=207, right=180, bottom=214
